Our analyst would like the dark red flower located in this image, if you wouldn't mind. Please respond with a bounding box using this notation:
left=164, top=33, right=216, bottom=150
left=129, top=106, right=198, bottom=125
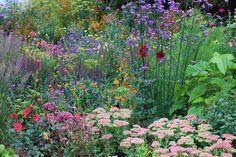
left=156, top=49, right=165, bottom=60
left=79, top=112, right=84, bottom=118
left=36, top=60, right=41, bottom=71
left=22, top=107, right=31, bottom=117
left=13, top=121, right=23, bottom=132
left=32, top=114, right=39, bottom=121
left=138, top=44, right=148, bottom=58
left=172, top=26, right=177, bottom=32
left=10, top=112, right=16, bottom=119
left=219, top=8, right=225, bottom=13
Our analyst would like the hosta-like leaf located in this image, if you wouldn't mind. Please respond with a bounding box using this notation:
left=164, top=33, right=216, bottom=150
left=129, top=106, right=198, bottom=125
left=169, top=101, right=184, bottom=115
left=188, top=104, right=205, bottom=118
left=188, top=84, right=207, bottom=102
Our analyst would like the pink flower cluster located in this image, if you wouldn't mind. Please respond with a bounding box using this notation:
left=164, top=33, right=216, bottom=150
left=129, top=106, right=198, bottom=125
left=36, top=40, right=62, bottom=56
left=120, top=114, right=236, bottom=156
left=120, top=137, right=145, bottom=148
left=86, top=106, right=132, bottom=144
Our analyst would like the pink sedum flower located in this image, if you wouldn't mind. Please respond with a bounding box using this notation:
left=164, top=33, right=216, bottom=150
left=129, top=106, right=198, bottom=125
left=154, top=148, right=169, bottom=154
left=221, top=153, right=233, bottom=157
left=151, top=141, right=161, bottom=147
left=113, top=120, right=129, bottom=127
left=98, top=118, right=111, bottom=126
left=222, top=134, right=236, bottom=141
left=101, top=134, right=113, bottom=140
left=130, top=137, right=145, bottom=145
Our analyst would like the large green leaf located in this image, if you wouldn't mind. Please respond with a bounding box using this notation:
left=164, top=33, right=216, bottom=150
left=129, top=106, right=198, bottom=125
left=188, top=84, right=207, bottom=102
left=188, top=104, right=205, bottom=118
left=173, top=83, right=186, bottom=101
left=192, top=97, right=204, bottom=103
left=210, top=52, right=227, bottom=74
left=186, top=61, right=209, bottom=76
left=210, top=52, right=234, bottom=74
left=169, top=101, right=184, bottom=115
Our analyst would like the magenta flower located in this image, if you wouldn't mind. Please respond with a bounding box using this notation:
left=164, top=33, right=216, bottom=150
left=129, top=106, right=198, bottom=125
left=42, top=102, right=57, bottom=111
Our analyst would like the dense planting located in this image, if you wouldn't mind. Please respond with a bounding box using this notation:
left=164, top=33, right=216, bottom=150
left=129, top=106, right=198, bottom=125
left=0, top=0, right=236, bottom=156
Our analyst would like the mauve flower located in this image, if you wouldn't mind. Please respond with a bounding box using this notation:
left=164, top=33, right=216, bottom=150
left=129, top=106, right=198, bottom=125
left=139, top=63, right=148, bottom=71
left=42, top=102, right=57, bottom=111
left=57, top=111, right=74, bottom=121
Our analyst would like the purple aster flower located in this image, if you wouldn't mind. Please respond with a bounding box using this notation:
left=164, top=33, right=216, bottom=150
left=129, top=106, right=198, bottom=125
left=202, top=30, right=209, bottom=37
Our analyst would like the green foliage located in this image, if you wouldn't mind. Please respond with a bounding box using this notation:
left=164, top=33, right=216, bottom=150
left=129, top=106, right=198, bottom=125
left=171, top=52, right=236, bottom=117
left=206, top=96, right=236, bottom=135
left=0, top=145, right=18, bottom=157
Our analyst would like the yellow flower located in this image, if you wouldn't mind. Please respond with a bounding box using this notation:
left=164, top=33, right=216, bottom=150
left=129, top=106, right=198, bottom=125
left=64, top=83, right=69, bottom=87
left=113, top=80, right=119, bottom=86
left=120, top=96, right=126, bottom=102
left=90, top=82, right=97, bottom=87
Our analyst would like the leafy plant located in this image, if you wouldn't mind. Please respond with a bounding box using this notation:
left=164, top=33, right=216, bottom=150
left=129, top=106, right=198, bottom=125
left=171, top=52, right=236, bottom=117
left=206, top=96, right=236, bottom=135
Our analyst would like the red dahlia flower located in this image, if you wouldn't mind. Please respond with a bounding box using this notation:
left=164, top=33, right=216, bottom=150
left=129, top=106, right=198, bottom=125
left=138, top=44, right=148, bottom=58
left=156, top=49, right=165, bottom=60
left=22, top=107, right=31, bottom=117
left=13, top=121, right=23, bottom=132
left=10, top=112, right=16, bottom=119
left=32, top=114, right=39, bottom=121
